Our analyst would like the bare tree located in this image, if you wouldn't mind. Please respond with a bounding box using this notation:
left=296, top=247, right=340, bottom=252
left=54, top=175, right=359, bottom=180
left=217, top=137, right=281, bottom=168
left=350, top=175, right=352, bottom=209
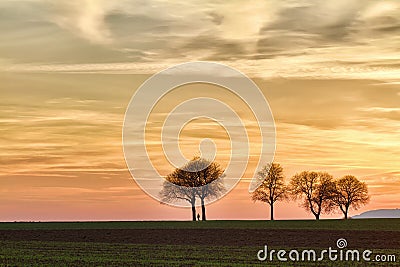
left=160, top=178, right=197, bottom=221
left=332, top=175, right=370, bottom=219
left=251, top=163, right=287, bottom=220
left=160, top=157, right=225, bottom=221
left=289, top=171, right=336, bottom=220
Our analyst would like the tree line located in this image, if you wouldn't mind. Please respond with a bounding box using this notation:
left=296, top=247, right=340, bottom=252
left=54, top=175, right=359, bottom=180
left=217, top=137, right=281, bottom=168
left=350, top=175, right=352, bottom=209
left=252, top=163, right=369, bottom=220
left=160, top=158, right=369, bottom=221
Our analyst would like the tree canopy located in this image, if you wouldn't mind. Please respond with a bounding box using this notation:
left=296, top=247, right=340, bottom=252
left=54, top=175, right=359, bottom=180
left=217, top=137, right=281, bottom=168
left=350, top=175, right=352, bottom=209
left=332, top=175, right=369, bottom=219
left=289, top=171, right=336, bottom=220
left=160, top=157, right=225, bottom=221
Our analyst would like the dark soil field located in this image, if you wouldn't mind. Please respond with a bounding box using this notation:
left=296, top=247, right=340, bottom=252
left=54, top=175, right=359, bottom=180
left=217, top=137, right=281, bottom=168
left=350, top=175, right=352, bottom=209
left=0, top=219, right=399, bottom=266
left=1, top=228, right=400, bottom=249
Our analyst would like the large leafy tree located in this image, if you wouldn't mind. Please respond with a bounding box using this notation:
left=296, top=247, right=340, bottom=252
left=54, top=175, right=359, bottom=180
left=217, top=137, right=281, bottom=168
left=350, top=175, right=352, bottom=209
left=251, top=163, right=287, bottom=220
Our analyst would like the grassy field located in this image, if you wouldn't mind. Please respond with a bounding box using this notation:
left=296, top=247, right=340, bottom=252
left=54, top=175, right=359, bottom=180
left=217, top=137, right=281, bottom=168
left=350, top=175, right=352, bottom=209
left=0, top=219, right=399, bottom=266
left=1, top=218, right=400, bottom=231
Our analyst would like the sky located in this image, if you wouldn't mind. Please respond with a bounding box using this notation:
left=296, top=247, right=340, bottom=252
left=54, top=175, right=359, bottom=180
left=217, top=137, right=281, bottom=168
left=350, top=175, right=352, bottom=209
left=0, top=0, right=399, bottom=221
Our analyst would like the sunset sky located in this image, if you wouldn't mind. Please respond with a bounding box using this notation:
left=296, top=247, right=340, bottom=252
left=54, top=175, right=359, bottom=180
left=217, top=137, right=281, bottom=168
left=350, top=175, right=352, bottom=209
left=0, top=0, right=399, bottom=221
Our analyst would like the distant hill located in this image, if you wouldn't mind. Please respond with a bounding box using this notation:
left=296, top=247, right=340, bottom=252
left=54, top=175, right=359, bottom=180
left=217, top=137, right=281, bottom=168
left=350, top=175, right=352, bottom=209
left=352, top=209, right=400, bottom=219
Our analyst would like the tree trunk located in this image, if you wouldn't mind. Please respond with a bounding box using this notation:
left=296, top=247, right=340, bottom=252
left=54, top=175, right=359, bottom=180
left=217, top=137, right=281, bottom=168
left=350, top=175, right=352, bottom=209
left=339, top=205, right=346, bottom=219
left=270, top=203, right=274, bottom=221
left=344, top=206, right=349, bottom=219
left=308, top=198, right=318, bottom=220
left=201, top=197, right=206, bottom=221
left=191, top=204, right=196, bottom=221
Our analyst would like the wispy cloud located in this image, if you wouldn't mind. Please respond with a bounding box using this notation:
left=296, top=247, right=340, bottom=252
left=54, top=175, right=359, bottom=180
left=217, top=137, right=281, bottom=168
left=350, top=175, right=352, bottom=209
left=1, top=0, right=399, bottom=81
left=47, top=0, right=117, bottom=44
left=359, top=107, right=400, bottom=112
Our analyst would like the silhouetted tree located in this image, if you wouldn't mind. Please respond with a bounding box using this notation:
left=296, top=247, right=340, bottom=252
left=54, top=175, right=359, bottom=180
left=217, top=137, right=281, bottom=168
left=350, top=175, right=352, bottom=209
left=160, top=178, right=197, bottom=221
left=191, top=158, right=225, bottom=221
left=290, top=171, right=336, bottom=220
left=160, top=157, right=225, bottom=221
left=332, top=175, right=370, bottom=219
left=251, top=163, right=288, bottom=220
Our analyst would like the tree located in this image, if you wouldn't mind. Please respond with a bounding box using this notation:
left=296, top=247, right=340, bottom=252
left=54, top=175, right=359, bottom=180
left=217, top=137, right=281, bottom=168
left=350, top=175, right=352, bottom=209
left=160, top=177, right=197, bottom=221
left=160, top=157, right=225, bottom=221
left=182, top=157, right=225, bottom=221
left=332, top=175, right=369, bottom=219
left=251, top=163, right=288, bottom=220
left=289, top=171, right=336, bottom=220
